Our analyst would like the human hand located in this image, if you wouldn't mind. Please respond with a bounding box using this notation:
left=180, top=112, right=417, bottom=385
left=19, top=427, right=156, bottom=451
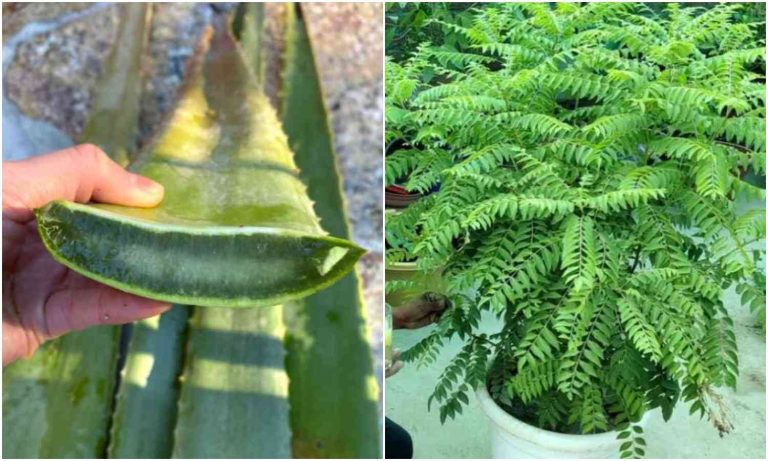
left=393, top=292, right=449, bottom=329
left=3, top=144, right=171, bottom=366
left=385, top=348, right=403, bottom=378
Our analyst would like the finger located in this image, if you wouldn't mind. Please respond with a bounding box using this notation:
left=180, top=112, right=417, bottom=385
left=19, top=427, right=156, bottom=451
left=43, top=283, right=171, bottom=338
left=3, top=144, right=164, bottom=222
left=386, top=361, right=404, bottom=378
left=427, top=294, right=449, bottom=313
left=3, top=305, right=38, bottom=366
left=403, top=317, right=433, bottom=329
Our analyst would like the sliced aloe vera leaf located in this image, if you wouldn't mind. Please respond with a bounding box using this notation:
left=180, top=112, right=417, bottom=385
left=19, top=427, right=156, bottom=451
left=172, top=306, right=291, bottom=458
left=107, top=306, right=188, bottom=458
left=281, top=7, right=380, bottom=457
left=34, top=21, right=364, bottom=308
left=3, top=5, right=150, bottom=458
left=36, top=200, right=363, bottom=308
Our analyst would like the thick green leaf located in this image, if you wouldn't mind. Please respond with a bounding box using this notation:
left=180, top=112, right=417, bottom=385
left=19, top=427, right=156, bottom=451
left=34, top=20, right=364, bottom=308
left=172, top=306, right=291, bottom=458
left=281, top=6, right=380, bottom=457
left=36, top=200, right=362, bottom=308
left=3, top=5, right=150, bottom=457
left=168, top=14, right=292, bottom=459
left=233, top=2, right=266, bottom=83
left=2, top=327, right=120, bottom=458
left=80, top=3, right=151, bottom=166
left=107, top=306, right=188, bottom=458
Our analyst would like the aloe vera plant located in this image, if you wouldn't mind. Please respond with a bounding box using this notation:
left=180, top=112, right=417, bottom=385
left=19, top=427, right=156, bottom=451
left=3, top=4, right=150, bottom=457
left=34, top=18, right=364, bottom=307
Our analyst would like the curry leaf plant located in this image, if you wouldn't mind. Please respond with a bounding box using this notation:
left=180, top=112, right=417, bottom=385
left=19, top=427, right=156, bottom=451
left=386, top=3, right=765, bottom=458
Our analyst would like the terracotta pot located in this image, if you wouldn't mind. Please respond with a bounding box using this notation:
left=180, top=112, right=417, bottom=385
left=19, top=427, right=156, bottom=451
left=385, top=189, right=422, bottom=209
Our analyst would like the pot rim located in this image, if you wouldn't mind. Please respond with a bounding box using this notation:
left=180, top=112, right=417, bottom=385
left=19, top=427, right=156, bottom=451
left=476, top=384, right=648, bottom=450
left=385, top=189, right=423, bottom=198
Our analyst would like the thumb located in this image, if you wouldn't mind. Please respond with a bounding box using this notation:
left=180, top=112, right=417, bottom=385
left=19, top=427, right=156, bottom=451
left=3, top=144, right=164, bottom=223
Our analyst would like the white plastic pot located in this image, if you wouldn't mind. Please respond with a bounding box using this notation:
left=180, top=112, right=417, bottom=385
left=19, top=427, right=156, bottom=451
left=476, top=385, right=648, bottom=459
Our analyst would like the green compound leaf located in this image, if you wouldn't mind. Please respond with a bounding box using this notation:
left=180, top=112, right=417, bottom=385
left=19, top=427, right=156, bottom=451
left=281, top=6, right=380, bottom=457
left=34, top=19, right=364, bottom=308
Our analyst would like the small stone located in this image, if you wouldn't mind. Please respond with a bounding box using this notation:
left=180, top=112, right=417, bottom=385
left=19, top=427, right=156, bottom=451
left=2, top=3, right=93, bottom=42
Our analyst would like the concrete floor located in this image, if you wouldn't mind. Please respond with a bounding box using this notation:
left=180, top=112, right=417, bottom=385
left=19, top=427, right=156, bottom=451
left=386, top=274, right=766, bottom=459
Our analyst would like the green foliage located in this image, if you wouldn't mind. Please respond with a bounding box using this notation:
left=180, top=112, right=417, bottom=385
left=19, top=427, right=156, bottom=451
left=387, top=3, right=765, bottom=458
left=385, top=3, right=488, bottom=65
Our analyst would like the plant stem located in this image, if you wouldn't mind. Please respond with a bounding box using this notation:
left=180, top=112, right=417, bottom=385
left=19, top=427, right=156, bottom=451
left=629, top=245, right=642, bottom=273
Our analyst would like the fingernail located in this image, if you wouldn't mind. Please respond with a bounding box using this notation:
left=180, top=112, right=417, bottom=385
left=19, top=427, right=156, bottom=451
left=131, top=174, right=164, bottom=196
